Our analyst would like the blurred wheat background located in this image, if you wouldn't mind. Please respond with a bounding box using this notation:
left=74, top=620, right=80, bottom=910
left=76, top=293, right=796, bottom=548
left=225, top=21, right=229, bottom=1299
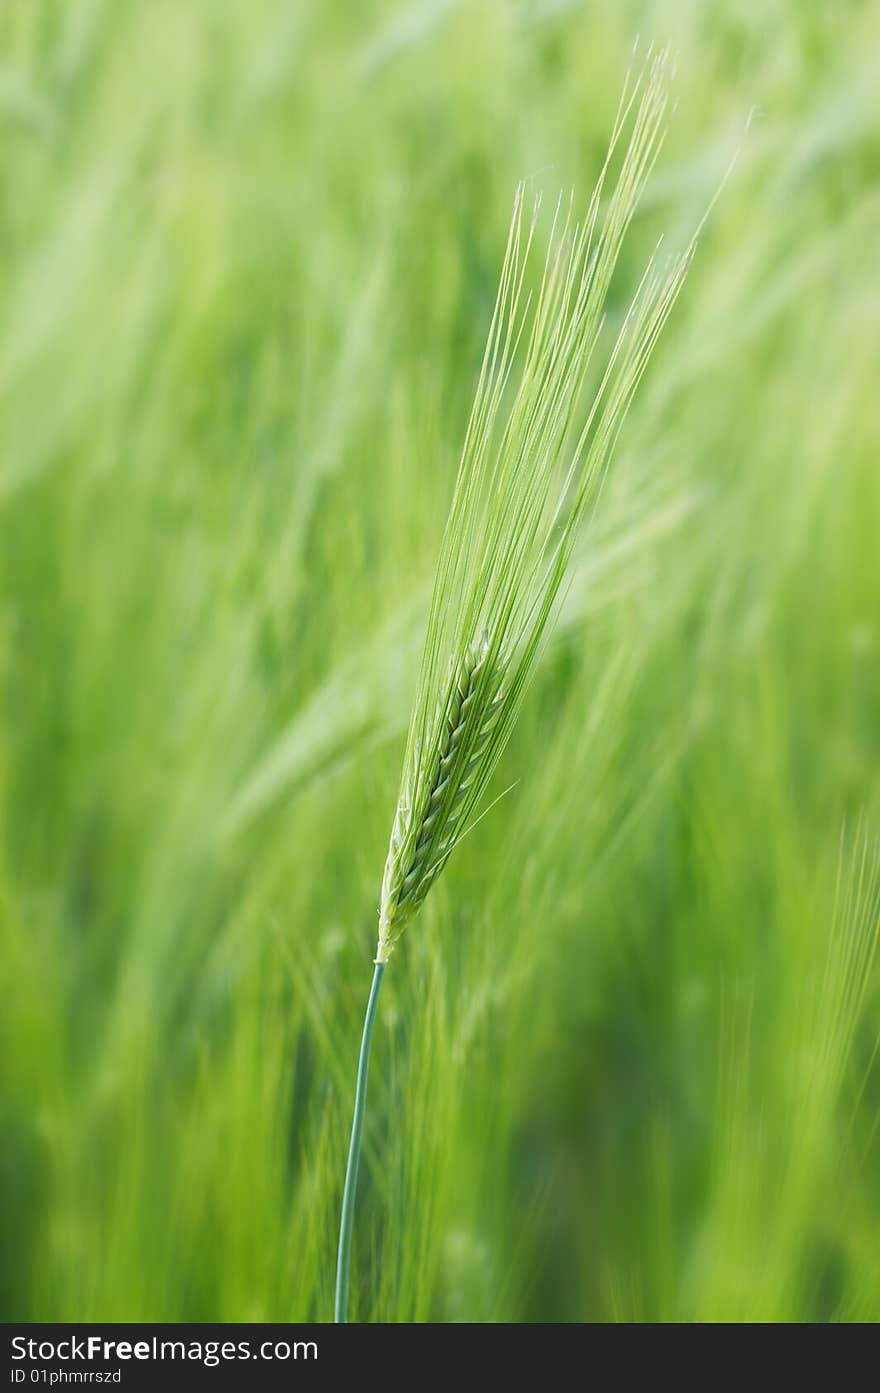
left=2, top=0, right=880, bottom=1322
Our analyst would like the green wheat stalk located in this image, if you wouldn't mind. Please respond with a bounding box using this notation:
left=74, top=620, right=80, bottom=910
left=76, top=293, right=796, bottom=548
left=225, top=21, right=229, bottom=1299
left=335, top=47, right=699, bottom=1322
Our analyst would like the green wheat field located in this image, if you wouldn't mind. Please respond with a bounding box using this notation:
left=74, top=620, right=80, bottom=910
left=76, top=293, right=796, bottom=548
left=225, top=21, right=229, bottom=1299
left=2, top=0, right=880, bottom=1323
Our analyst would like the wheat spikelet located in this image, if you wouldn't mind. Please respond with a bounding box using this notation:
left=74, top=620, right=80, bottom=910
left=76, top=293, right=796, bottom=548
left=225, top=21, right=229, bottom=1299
left=377, top=632, right=503, bottom=961
left=370, top=46, right=695, bottom=964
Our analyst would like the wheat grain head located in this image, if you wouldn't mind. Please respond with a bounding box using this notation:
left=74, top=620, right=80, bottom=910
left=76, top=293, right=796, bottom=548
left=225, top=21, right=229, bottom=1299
left=376, top=46, right=699, bottom=962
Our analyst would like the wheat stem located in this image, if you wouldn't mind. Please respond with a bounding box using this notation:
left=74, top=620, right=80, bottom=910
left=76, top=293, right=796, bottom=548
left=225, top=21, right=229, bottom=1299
left=334, top=960, right=385, bottom=1323
left=333, top=49, right=708, bottom=1320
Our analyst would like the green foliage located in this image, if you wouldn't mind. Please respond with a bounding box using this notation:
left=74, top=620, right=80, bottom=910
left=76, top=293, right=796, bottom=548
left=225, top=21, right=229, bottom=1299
left=1, top=0, right=879, bottom=1322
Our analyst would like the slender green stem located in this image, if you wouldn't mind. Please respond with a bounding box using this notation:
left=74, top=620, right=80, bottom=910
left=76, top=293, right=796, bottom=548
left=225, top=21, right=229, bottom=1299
left=334, top=960, right=385, bottom=1322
